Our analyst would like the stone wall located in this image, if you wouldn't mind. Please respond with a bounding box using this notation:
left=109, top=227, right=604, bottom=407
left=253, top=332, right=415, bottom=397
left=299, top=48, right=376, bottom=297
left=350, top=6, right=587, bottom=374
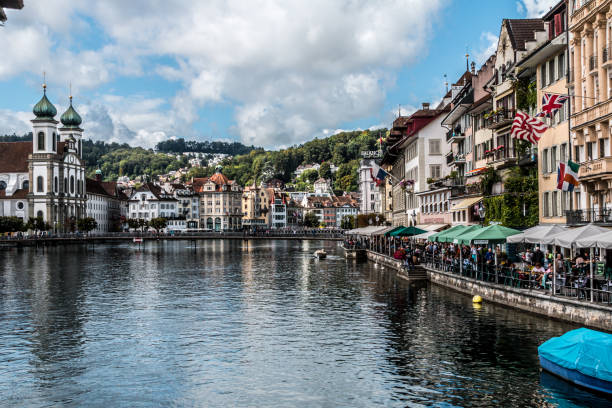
left=365, top=250, right=612, bottom=330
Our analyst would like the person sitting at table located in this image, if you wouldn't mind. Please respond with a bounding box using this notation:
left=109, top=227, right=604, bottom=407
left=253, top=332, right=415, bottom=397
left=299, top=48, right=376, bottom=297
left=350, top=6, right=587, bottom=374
left=532, top=247, right=544, bottom=267
left=533, top=262, right=546, bottom=287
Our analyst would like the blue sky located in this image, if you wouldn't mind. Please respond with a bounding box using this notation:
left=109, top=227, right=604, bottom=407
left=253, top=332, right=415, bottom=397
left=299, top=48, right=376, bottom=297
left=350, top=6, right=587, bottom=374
left=0, top=0, right=557, bottom=149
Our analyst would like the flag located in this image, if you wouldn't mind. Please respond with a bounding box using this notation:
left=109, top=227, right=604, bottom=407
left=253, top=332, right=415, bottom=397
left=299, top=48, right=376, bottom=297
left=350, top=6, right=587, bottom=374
left=511, top=111, right=548, bottom=144
left=557, top=161, right=580, bottom=191
left=369, top=164, right=388, bottom=186
left=536, top=93, right=568, bottom=118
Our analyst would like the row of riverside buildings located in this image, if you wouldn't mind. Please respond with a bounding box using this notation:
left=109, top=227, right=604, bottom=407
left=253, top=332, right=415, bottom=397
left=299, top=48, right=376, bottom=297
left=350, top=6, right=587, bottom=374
left=359, top=0, right=612, bottom=231
left=0, top=89, right=358, bottom=233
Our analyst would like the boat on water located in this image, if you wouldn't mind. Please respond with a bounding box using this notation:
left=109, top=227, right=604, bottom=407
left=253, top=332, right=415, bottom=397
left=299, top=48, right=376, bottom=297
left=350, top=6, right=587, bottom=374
left=314, top=249, right=327, bottom=259
left=538, top=328, right=612, bottom=395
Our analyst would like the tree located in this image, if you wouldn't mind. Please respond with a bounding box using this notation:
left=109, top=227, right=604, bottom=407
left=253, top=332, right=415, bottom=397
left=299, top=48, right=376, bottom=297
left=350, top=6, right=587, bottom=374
left=303, top=212, right=319, bottom=228
left=127, top=218, right=149, bottom=232
left=340, top=215, right=355, bottom=230
left=137, top=218, right=149, bottom=232
left=0, top=216, right=25, bottom=234
left=318, top=162, right=332, bottom=180
left=149, top=217, right=168, bottom=234
left=303, top=169, right=319, bottom=184
left=77, top=217, right=98, bottom=234
left=26, top=217, right=51, bottom=234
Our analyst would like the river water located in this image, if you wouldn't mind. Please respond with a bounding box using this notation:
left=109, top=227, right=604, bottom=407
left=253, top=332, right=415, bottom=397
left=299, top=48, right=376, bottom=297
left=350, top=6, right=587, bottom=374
left=0, top=240, right=609, bottom=407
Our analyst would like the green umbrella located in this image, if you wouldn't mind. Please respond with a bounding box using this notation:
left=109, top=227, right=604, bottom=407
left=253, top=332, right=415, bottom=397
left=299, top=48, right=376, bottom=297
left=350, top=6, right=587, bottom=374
left=384, top=226, right=406, bottom=237
left=428, top=225, right=466, bottom=242
left=390, top=226, right=427, bottom=237
left=456, top=224, right=521, bottom=245
left=449, top=225, right=483, bottom=244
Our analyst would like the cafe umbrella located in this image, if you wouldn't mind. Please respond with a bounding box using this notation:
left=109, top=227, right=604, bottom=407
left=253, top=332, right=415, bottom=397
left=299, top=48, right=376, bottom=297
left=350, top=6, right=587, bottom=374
left=428, top=225, right=466, bottom=242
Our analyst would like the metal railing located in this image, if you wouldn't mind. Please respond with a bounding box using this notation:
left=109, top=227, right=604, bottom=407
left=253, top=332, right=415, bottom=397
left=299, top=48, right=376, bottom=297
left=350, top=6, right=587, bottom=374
left=421, top=251, right=612, bottom=306
left=566, top=209, right=612, bottom=225
left=589, top=55, right=598, bottom=71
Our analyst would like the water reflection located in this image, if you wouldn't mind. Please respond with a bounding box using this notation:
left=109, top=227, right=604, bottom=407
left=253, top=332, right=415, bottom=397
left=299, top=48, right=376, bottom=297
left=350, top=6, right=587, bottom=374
left=0, top=240, right=610, bottom=407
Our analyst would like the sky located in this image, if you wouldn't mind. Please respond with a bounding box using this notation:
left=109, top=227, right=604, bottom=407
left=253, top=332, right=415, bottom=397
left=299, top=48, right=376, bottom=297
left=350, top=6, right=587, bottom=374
left=0, top=0, right=559, bottom=150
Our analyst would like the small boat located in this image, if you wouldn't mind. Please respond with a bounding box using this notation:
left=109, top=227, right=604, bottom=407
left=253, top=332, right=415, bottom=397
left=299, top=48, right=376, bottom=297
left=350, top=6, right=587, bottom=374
left=133, top=237, right=143, bottom=244
left=538, top=328, right=612, bottom=395
left=314, top=249, right=327, bottom=259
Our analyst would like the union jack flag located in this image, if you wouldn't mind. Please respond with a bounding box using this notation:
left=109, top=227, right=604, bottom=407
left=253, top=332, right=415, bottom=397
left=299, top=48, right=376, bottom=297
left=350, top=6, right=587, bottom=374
left=511, top=111, right=548, bottom=145
left=535, top=93, right=568, bottom=118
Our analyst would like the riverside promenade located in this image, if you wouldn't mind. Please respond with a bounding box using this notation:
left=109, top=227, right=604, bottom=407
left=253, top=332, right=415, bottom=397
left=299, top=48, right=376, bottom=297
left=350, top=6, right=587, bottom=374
left=0, top=230, right=344, bottom=247
left=365, top=249, right=612, bottom=331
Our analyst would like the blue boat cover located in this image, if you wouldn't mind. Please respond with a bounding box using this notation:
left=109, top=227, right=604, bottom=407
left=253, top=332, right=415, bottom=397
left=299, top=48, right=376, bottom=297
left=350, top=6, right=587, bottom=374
left=538, top=328, right=612, bottom=383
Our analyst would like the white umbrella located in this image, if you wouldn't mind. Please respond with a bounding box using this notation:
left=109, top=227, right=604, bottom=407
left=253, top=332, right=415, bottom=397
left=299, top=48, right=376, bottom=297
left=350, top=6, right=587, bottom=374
left=575, top=229, right=612, bottom=248
left=506, top=225, right=566, bottom=244
left=413, top=230, right=437, bottom=240
left=552, top=224, right=609, bottom=248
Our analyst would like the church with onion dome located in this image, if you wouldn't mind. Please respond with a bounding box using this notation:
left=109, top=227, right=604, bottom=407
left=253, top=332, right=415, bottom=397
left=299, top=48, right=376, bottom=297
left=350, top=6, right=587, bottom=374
left=0, top=83, right=87, bottom=231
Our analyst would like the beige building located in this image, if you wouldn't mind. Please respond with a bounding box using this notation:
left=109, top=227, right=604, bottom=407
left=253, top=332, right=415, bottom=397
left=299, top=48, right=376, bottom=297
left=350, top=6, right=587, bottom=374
left=568, top=0, right=612, bottom=224
left=242, top=182, right=273, bottom=229
left=517, top=1, right=570, bottom=225
left=192, top=168, right=243, bottom=231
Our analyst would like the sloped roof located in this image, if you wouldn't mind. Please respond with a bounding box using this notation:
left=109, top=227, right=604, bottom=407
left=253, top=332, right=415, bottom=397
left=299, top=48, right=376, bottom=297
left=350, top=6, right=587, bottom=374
left=505, top=19, right=545, bottom=51
left=0, top=141, right=30, bottom=172
left=86, top=178, right=113, bottom=197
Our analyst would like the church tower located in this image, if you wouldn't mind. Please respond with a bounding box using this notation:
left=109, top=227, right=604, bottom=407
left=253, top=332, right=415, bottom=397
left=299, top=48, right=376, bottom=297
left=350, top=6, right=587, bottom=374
left=29, top=82, right=59, bottom=222
left=59, top=93, right=83, bottom=158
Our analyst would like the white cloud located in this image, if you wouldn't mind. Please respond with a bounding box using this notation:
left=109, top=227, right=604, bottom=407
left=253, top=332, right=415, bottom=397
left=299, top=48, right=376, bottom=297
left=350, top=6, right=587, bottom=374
left=475, top=32, right=498, bottom=66
left=518, top=0, right=559, bottom=18
left=0, top=0, right=444, bottom=148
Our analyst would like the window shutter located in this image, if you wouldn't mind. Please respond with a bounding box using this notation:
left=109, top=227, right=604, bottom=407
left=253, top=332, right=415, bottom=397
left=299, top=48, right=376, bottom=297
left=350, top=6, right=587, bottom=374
left=557, top=191, right=562, bottom=217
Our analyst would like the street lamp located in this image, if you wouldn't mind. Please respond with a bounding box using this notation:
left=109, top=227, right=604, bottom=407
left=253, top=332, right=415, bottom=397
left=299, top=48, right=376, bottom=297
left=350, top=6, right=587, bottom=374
left=478, top=202, right=485, bottom=226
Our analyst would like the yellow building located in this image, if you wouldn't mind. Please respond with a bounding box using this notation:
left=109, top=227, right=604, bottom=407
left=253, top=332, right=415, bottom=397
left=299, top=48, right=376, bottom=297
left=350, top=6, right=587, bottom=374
left=242, top=182, right=273, bottom=229
left=568, top=0, right=612, bottom=224
left=517, top=1, right=570, bottom=224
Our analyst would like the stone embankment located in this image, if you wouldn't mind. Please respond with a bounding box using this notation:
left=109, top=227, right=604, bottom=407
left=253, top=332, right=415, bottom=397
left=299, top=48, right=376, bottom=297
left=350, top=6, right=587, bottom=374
left=366, top=250, right=612, bottom=331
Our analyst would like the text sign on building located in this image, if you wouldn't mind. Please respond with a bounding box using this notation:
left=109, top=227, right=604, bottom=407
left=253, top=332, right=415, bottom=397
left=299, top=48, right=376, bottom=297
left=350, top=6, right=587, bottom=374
left=361, top=150, right=383, bottom=159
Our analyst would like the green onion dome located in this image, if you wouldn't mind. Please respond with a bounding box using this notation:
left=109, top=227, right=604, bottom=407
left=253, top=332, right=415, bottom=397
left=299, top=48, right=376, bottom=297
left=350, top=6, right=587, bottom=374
left=32, top=86, right=57, bottom=120
left=60, top=96, right=82, bottom=128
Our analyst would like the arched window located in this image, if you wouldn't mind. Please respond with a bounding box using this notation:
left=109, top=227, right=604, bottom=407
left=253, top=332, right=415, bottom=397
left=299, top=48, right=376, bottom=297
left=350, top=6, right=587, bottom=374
left=206, top=217, right=213, bottom=230
left=22, top=180, right=29, bottom=190
left=214, top=217, right=221, bottom=231
left=78, top=139, right=82, bottom=156
left=0, top=180, right=6, bottom=190
left=37, top=176, right=44, bottom=192
left=52, top=133, right=57, bottom=151
left=77, top=180, right=80, bottom=195
left=54, top=176, right=58, bottom=192
left=37, top=132, right=45, bottom=150
left=70, top=176, right=75, bottom=194
left=36, top=210, right=43, bottom=219
left=64, top=178, right=68, bottom=193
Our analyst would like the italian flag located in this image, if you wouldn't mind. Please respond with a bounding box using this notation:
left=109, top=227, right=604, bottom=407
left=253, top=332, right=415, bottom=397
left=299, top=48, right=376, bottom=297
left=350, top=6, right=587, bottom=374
left=557, top=160, right=580, bottom=192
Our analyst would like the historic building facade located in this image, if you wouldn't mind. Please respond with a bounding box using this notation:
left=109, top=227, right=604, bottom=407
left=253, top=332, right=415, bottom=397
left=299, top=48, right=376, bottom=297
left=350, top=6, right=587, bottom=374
left=0, top=86, right=86, bottom=231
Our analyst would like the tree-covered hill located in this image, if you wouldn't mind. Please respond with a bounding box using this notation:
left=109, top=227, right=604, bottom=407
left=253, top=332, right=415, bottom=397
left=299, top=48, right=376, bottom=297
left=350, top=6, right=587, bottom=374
left=155, top=138, right=261, bottom=155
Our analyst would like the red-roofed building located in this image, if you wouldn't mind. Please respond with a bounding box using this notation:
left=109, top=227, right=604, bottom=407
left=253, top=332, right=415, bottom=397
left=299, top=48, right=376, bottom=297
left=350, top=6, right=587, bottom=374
left=191, top=167, right=242, bottom=231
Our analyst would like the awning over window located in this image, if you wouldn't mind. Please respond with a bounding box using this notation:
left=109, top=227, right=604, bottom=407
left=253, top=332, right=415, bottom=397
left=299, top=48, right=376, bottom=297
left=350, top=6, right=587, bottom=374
left=416, top=223, right=448, bottom=232
left=452, top=196, right=483, bottom=211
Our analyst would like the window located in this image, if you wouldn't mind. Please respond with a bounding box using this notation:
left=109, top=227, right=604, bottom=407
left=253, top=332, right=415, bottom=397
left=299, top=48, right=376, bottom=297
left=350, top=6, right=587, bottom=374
left=70, top=176, right=75, bottom=194
left=37, top=132, right=45, bottom=150
left=17, top=202, right=24, bottom=210
left=37, top=176, right=44, bottom=192
left=560, top=143, right=567, bottom=163
left=587, top=142, right=593, bottom=161
left=552, top=191, right=558, bottom=217
left=575, top=145, right=580, bottom=162
left=52, top=133, right=57, bottom=151
left=548, top=60, right=555, bottom=85
left=22, top=180, right=29, bottom=190
left=551, top=146, right=558, bottom=172
left=54, top=176, right=58, bottom=192
left=430, top=165, right=441, bottom=179
left=540, top=64, right=546, bottom=88
left=600, top=139, right=606, bottom=158
left=542, top=149, right=549, bottom=173
left=37, top=210, right=43, bottom=219
left=429, top=139, right=441, bottom=155
left=557, top=53, right=565, bottom=80
left=543, top=192, right=550, bottom=217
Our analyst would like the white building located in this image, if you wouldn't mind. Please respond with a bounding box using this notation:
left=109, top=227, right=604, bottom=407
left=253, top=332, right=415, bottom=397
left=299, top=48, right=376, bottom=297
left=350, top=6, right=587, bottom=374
left=358, top=159, right=381, bottom=214
left=313, top=178, right=332, bottom=195
left=270, top=192, right=287, bottom=229
left=0, top=87, right=87, bottom=231
left=162, top=182, right=200, bottom=228
left=86, top=171, right=123, bottom=233
left=128, top=182, right=179, bottom=221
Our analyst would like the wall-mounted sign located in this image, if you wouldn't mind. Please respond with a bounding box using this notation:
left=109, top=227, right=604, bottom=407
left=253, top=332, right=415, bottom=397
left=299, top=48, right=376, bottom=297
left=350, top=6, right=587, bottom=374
left=361, top=150, right=383, bottom=158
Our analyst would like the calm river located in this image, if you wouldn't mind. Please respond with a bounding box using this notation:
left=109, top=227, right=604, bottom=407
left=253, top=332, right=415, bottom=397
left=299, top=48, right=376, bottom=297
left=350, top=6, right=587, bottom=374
left=0, top=240, right=608, bottom=407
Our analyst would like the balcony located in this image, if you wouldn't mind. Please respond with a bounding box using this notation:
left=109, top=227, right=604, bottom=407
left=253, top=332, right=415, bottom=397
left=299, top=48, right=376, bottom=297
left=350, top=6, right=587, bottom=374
left=604, top=44, right=612, bottom=68
left=486, top=146, right=517, bottom=168
left=572, top=98, right=612, bottom=127
left=452, top=153, right=466, bottom=164
left=566, top=209, right=612, bottom=226
left=485, top=109, right=515, bottom=130
left=589, top=55, right=598, bottom=73
left=446, top=126, right=465, bottom=143
left=579, top=157, right=612, bottom=180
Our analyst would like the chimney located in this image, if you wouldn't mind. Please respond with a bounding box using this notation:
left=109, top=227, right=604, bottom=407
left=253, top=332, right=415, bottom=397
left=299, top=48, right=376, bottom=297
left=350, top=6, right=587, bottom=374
left=471, top=61, right=476, bottom=75
left=422, top=102, right=430, bottom=110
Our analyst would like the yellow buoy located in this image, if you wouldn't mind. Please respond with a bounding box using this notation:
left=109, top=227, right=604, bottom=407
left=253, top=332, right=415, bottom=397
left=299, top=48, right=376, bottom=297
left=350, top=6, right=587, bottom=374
left=472, top=295, right=483, bottom=303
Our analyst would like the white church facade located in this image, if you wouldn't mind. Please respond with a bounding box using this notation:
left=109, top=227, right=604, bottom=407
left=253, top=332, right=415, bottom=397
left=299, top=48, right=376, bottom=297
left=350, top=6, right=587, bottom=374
left=0, top=85, right=87, bottom=231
